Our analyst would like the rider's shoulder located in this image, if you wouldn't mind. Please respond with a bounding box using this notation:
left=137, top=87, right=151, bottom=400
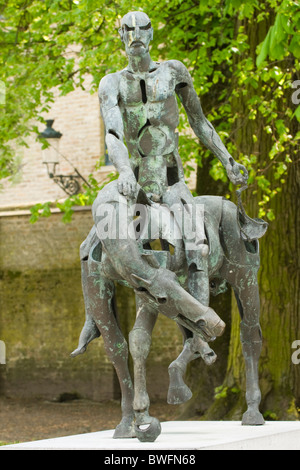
left=165, top=59, right=188, bottom=73
left=98, top=71, right=121, bottom=96
left=164, top=60, right=192, bottom=82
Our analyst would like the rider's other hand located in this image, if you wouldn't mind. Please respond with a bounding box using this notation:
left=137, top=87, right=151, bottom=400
left=118, top=169, right=137, bottom=197
left=226, top=158, right=248, bottom=186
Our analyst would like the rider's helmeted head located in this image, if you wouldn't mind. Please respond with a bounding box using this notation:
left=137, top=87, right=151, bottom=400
left=119, top=11, right=153, bottom=56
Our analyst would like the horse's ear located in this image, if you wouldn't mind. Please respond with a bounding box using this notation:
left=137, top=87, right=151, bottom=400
left=131, top=273, right=152, bottom=287
left=141, top=253, right=160, bottom=269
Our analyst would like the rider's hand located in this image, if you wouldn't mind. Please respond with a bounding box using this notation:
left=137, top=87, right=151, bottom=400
left=226, top=158, right=248, bottom=185
left=118, top=169, right=137, bottom=197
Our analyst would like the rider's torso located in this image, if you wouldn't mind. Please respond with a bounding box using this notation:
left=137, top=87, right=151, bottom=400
left=118, top=62, right=180, bottom=199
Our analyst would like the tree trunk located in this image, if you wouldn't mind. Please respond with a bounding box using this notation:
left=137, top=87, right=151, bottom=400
left=222, top=14, right=300, bottom=421
left=183, top=11, right=300, bottom=421
left=220, top=134, right=300, bottom=421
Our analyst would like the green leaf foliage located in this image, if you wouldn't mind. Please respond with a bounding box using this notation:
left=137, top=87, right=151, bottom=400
left=0, top=0, right=299, bottom=221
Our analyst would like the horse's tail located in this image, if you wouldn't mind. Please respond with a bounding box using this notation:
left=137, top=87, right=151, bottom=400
left=111, top=290, right=121, bottom=328
left=70, top=316, right=101, bottom=358
left=70, top=265, right=121, bottom=358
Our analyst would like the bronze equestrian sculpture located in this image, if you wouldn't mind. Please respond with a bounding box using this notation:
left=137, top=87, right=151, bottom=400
left=71, top=11, right=268, bottom=443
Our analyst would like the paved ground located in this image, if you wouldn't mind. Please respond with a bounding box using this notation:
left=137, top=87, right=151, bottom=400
left=4, top=420, right=300, bottom=450
left=0, top=397, right=183, bottom=445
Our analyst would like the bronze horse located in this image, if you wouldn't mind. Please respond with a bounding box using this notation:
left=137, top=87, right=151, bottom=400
left=71, top=184, right=267, bottom=443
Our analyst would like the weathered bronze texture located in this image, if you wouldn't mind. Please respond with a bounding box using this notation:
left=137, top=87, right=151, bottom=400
left=71, top=11, right=268, bottom=442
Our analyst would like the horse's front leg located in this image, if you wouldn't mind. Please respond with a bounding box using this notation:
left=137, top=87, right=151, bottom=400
left=129, top=296, right=161, bottom=442
left=232, top=273, right=265, bottom=425
left=167, top=266, right=217, bottom=405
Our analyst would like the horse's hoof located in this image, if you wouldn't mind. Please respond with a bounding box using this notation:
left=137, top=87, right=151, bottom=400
left=167, top=384, right=192, bottom=405
left=113, top=417, right=136, bottom=438
left=134, top=417, right=161, bottom=442
left=242, top=408, right=265, bottom=426
left=202, top=351, right=217, bottom=366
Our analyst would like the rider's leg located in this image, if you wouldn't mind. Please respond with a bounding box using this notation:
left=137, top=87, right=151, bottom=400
left=187, top=261, right=217, bottom=365
left=163, top=182, right=219, bottom=359
left=167, top=205, right=217, bottom=404
left=182, top=188, right=219, bottom=363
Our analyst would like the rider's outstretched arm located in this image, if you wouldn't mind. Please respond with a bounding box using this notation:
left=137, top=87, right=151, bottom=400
left=98, top=73, right=137, bottom=196
left=172, top=61, right=247, bottom=185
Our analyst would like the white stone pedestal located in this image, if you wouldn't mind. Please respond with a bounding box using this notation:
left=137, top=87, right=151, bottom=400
left=2, top=421, right=300, bottom=450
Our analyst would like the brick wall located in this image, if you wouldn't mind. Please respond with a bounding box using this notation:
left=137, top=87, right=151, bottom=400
left=0, top=74, right=197, bottom=401
left=0, top=80, right=109, bottom=209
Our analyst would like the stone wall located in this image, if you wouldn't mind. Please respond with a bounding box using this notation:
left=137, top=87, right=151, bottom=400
left=0, top=208, right=183, bottom=401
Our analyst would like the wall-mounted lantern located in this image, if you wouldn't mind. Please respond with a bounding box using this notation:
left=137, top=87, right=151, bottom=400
left=39, top=119, right=90, bottom=196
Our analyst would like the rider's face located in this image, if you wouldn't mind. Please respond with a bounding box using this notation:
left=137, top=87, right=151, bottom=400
left=120, top=13, right=153, bottom=57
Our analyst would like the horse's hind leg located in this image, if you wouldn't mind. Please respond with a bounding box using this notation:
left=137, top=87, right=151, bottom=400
left=167, top=335, right=195, bottom=405
left=167, top=330, right=216, bottom=405
left=79, top=260, right=135, bottom=437
left=129, top=295, right=161, bottom=442
left=232, top=273, right=264, bottom=425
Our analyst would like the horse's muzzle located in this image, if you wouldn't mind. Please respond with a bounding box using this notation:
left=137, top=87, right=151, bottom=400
left=176, top=312, right=225, bottom=342
left=197, top=309, right=226, bottom=338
